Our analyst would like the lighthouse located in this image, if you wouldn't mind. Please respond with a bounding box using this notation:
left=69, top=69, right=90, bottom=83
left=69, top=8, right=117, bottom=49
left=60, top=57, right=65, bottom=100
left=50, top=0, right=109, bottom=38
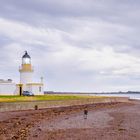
left=19, top=51, right=33, bottom=91
left=18, top=51, right=44, bottom=95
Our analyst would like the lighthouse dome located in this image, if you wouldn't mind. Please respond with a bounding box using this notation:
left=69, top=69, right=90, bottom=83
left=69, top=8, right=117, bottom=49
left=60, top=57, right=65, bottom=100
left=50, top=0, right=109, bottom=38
left=22, top=51, right=31, bottom=59
left=22, top=51, right=31, bottom=64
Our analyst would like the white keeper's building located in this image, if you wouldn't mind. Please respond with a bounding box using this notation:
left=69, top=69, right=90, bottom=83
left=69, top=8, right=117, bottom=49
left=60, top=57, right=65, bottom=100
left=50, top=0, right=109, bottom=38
left=0, top=51, right=44, bottom=95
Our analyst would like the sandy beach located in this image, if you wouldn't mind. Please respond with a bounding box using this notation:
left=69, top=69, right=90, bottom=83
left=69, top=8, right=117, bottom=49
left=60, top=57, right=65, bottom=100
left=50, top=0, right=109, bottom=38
left=0, top=101, right=140, bottom=140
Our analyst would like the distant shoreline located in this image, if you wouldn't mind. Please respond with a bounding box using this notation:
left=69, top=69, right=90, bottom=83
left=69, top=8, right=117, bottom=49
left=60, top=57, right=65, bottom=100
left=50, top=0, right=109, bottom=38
left=45, top=91, right=140, bottom=94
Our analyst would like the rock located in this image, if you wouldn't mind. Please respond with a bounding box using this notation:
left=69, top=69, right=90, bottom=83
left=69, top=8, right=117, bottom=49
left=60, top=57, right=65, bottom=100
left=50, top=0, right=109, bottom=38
left=37, top=128, right=42, bottom=131
left=12, top=135, right=19, bottom=140
left=33, top=134, right=38, bottom=137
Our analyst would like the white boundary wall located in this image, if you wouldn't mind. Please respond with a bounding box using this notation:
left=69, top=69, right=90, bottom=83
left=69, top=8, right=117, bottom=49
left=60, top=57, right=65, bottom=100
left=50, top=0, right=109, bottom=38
left=0, top=83, right=17, bottom=95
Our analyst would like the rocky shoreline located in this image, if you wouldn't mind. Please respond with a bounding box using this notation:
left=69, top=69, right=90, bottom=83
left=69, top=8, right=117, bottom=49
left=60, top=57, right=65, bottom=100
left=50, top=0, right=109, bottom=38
left=0, top=101, right=139, bottom=140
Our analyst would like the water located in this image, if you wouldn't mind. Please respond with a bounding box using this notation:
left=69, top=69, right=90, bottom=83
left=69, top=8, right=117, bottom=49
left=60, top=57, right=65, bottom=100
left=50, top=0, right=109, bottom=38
left=90, top=93, right=140, bottom=100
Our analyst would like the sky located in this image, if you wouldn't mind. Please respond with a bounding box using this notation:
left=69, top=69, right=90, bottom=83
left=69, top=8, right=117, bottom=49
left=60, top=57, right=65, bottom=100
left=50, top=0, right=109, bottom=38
left=0, top=0, right=140, bottom=92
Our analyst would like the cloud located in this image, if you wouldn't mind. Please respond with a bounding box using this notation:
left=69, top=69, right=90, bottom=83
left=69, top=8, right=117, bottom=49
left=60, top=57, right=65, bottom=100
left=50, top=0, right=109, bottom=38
left=0, top=0, right=140, bottom=92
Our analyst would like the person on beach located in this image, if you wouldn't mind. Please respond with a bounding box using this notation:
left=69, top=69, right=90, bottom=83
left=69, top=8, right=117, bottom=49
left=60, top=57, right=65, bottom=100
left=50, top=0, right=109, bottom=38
left=84, top=108, right=88, bottom=119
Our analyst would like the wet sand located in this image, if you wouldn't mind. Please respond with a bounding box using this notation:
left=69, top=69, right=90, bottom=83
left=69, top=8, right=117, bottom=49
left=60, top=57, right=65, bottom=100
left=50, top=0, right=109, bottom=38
left=0, top=101, right=140, bottom=140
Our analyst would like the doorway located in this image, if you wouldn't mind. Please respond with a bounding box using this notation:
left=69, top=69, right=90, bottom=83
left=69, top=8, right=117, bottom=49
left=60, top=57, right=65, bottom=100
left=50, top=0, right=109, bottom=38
left=19, top=85, right=23, bottom=96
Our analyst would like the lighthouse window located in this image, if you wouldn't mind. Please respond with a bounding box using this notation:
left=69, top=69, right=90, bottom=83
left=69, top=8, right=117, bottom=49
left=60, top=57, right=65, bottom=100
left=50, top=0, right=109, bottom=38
left=39, top=87, right=41, bottom=92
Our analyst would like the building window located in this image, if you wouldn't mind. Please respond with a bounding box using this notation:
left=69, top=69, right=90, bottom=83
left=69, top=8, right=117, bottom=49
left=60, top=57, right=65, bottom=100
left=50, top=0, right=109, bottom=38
left=39, top=87, right=41, bottom=92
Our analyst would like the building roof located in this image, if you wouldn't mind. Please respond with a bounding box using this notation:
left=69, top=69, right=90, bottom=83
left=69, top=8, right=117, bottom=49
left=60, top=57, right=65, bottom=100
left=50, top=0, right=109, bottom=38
left=0, top=79, right=13, bottom=83
left=22, top=51, right=31, bottom=59
left=26, top=83, right=43, bottom=86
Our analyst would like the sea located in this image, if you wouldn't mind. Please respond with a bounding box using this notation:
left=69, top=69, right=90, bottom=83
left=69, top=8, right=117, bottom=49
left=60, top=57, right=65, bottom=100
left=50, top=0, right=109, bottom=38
left=46, top=92, right=140, bottom=100
left=90, top=93, right=140, bottom=100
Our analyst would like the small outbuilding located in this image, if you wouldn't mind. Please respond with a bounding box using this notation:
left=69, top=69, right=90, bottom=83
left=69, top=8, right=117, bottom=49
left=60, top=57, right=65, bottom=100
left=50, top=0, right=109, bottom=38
left=26, top=83, right=44, bottom=95
left=0, top=79, right=17, bottom=95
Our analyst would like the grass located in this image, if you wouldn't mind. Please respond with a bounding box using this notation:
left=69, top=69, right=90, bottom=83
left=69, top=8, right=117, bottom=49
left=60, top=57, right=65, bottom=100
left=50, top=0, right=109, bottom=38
left=0, top=94, right=105, bottom=102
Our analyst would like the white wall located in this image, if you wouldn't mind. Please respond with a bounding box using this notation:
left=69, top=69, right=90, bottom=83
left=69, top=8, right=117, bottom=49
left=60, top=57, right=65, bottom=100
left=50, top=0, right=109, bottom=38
left=27, top=84, right=44, bottom=95
left=0, top=83, right=17, bottom=95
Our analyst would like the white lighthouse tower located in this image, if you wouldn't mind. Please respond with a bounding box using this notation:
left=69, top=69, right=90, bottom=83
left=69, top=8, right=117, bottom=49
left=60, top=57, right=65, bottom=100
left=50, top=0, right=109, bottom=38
left=18, top=51, right=44, bottom=95
left=19, top=51, right=33, bottom=91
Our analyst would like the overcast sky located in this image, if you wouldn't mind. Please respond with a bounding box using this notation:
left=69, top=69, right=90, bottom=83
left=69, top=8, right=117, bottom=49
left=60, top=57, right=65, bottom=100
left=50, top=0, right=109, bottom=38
left=0, top=0, right=140, bottom=92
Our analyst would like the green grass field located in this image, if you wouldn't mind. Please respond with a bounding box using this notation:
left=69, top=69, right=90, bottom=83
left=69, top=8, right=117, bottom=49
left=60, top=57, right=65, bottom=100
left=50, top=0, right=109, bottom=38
left=0, top=94, right=103, bottom=102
